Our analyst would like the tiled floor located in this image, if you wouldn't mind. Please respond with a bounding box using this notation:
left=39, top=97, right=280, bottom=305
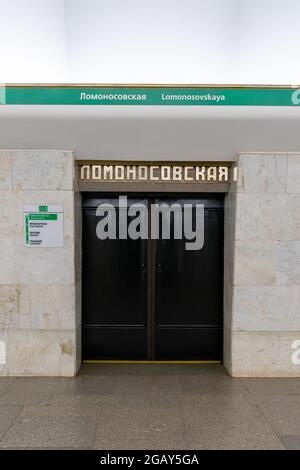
left=0, top=364, right=299, bottom=449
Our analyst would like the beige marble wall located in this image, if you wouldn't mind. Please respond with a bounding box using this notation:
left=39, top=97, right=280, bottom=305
left=0, top=150, right=79, bottom=376
left=223, top=180, right=237, bottom=375
left=228, top=154, right=300, bottom=377
left=1, top=150, right=299, bottom=377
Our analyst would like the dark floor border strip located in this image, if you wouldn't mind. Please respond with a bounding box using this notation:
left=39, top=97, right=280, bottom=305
left=82, top=360, right=222, bottom=364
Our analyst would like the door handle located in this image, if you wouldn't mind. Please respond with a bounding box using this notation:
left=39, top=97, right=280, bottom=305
left=140, top=263, right=146, bottom=273
left=156, top=264, right=162, bottom=273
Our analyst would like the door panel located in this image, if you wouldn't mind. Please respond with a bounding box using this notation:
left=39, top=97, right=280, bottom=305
left=82, top=196, right=148, bottom=359
left=155, top=328, right=222, bottom=360
left=155, top=197, right=223, bottom=360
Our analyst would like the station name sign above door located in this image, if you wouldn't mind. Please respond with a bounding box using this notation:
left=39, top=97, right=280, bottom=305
left=79, top=162, right=237, bottom=184
left=1, top=85, right=300, bottom=106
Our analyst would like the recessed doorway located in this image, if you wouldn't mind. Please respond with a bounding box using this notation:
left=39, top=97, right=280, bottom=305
left=82, top=193, right=224, bottom=361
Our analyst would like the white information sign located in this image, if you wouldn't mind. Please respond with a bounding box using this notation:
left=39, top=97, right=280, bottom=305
left=24, top=205, right=64, bottom=247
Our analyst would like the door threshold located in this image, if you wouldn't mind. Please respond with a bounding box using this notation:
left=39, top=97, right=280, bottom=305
left=83, top=360, right=222, bottom=364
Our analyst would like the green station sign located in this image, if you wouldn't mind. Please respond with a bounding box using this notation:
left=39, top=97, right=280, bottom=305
left=0, top=85, right=300, bottom=106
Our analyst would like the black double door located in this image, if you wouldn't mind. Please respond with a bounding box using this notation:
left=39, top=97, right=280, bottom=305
left=82, top=194, right=224, bottom=361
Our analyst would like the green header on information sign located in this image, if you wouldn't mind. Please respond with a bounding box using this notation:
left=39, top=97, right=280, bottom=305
left=0, top=86, right=300, bottom=106
left=29, top=214, right=57, bottom=221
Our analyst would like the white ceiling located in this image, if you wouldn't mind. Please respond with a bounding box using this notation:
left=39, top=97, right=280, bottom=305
left=0, top=0, right=299, bottom=84
left=0, top=105, right=299, bottom=160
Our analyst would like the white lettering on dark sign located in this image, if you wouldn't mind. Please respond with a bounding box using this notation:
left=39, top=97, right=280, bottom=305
left=80, top=164, right=236, bottom=183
